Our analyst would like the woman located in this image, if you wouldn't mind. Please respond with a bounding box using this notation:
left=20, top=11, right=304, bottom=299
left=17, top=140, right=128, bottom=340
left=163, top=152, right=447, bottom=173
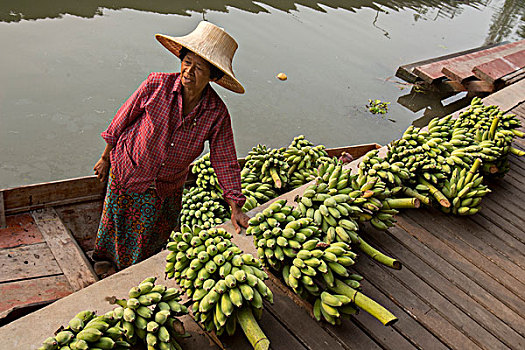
left=92, top=21, right=249, bottom=270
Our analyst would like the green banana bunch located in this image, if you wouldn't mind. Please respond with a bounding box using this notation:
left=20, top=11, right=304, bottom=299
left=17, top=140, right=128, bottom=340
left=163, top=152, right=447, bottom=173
left=38, top=309, right=132, bottom=350
left=295, top=164, right=405, bottom=269
left=165, top=225, right=273, bottom=343
left=109, top=276, right=187, bottom=350
left=241, top=175, right=278, bottom=207
left=242, top=144, right=289, bottom=189
left=191, top=153, right=221, bottom=193
left=283, top=135, right=330, bottom=188
left=180, top=186, right=230, bottom=230
left=241, top=195, right=259, bottom=213
left=437, top=159, right=491, bottom=215
left=452, top=97, right=524, bottom=177
left=248, top=200, right=397, bottom=326
left=358, top=149, right=410, bottom=187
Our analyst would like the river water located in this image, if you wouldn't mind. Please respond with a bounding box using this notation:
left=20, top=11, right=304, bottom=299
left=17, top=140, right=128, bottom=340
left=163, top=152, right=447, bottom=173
left=1, top=0, right=524, bottom=189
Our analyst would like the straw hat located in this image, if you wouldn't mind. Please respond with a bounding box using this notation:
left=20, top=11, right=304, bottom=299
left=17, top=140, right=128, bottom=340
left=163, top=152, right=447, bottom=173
left=155, top=21, right=244, bottom=94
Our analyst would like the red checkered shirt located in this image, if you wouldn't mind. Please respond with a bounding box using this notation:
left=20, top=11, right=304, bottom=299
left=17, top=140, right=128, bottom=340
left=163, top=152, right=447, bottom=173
left=101, top=72, right=245, bottom=207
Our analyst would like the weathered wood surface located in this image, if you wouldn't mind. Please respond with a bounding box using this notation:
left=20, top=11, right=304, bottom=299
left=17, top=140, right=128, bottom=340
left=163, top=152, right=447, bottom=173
left=442, top=44, right=525, bottom=83
left=395, top=42, right=506, bottom=83
left=0, top=243, right=62, bottom=283
left=414, top=40, right=525, bottom=83
left=2, top=176, right=106, bottom=216
left=0, top=275, right=73, bottom=320
left=54, top=200, right=103, bottom=252
left=31, top=207, right=98, bottom=291
left=473, top=50, right=525, bottom=84
left=0, top=213, right=44, bottom=249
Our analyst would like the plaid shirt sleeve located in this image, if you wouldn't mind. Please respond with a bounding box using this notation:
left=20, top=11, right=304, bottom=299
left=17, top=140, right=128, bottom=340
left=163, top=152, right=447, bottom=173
left=209, top=108, right=246, bottom=208
left=101, top=75, right=151, bottom=146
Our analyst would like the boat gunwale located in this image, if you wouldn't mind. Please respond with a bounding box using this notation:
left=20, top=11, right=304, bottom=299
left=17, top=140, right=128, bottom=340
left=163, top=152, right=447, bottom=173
left=1, top=143, right=381, bottom=216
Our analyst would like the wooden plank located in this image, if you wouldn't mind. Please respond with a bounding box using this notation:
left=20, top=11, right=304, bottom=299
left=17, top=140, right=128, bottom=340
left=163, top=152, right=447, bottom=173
left=463, top=80, right=494, bottom=93
left=262, top=277, right=348, bottom=350
left=31, top=207, right=98, bottom=291
left=384, top=219, right=525, bottom=338
left=350, top=268, right=449, bottom=350
left=395, top=42, right=507, bottom=83
left=0, top=191, right=5, bottom=229
left=473, top=50, right=525, bottom=83
left=322, top=316, right=383, bottom=350
left=475, top=205, right=525, bottom=250
left=396, top=214, right=525, bottom=318
left=54, top=201, right=103, bottom=252
left=496, top=67, right=525, bottom=89
left=0, top=213, right=44, bottom=249
left=407, top=209, right=525, bottom=301
left=0, top=243, right=62, bottom=283
left=220, top=308, right=307, bottom=350
left=482, top=78, right=525, bottom=111
left=480, top=197, right=525, bottom=244
left=361, top=224, right=525, bottom=348
left=354, top=255, right=484, bottom=349
left=2, top=175, right=105, bottom=215
left=0, top=275, right=73, bottom=319
left=347, top=299, right=416, bottom=350
left=442, top=45, right=524, bottom=83
left=414, top=40, right=525, bottom=83
left=452, top=210, right=525, bottom=271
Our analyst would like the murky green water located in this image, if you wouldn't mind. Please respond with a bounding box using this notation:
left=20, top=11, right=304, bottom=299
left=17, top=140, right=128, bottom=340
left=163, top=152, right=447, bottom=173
left=1, top=0, right=524, bottom=189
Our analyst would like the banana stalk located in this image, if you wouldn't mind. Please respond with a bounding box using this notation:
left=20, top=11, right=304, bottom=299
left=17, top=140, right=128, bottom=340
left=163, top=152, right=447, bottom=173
left=237, top=308, right=270, bottom=350
left=402, top=187, right=431, bottom=206
left=330, top=279, right=398, bottom=326
left=419, top=178, right=450, bottom=208
left=358, top=238, right=401, bottom=270
left=384, top=198, right=420, bottom=209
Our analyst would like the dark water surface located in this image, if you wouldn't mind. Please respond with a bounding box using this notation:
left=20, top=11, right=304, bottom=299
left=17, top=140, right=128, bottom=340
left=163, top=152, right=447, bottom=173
left=1, top=0, right=524, bottom=188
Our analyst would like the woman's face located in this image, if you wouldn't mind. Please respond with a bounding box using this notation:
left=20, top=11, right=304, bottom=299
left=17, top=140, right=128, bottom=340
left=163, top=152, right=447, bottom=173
left=180, top=51, right=212, bottom=93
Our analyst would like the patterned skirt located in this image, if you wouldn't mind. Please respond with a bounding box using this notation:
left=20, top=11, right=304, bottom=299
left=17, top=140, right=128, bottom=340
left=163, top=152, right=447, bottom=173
left=93, top=170, right=182, bottom=270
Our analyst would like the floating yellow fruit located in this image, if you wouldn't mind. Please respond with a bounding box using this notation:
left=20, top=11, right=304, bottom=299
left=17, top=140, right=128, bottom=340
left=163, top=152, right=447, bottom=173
left=277, top=73, right=287, bottom=81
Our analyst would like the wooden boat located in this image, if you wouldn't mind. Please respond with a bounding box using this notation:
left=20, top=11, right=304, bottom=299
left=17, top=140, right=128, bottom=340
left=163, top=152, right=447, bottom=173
left=0, top=143, right=380, bottom=326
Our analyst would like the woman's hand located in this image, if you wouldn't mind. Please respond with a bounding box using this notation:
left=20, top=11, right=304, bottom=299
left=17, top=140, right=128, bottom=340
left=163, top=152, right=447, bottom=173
left=226, top=199, right=250, bottom=234
left=93, top=157, right=110, bottom=183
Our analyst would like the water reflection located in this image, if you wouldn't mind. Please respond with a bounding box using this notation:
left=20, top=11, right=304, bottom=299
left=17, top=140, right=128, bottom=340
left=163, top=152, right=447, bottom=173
left=1, top=0, right=492, bottom=23
left=484, top=0, right=525, bottom=44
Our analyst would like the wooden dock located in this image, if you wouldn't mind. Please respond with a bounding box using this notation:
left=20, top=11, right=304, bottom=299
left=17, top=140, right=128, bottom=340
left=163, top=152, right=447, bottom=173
left=0, top=83, right=524, bottom=349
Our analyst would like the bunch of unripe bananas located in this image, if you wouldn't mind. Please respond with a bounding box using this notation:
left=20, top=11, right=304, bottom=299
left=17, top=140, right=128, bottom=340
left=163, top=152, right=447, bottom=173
left=191, top=154, right=221, bottom=193
left=433, top=158, right=491, bottom=215
left=241, top=171, right=278, bottom=208
left=356, top=98, right=523, bottom=214
left=38, top=310, right=132, bottom=350
left=165, top=225, right=273, bottom=343
left=248, top=199, right=397, bottom=326
left=242, top=144, right=289, bottom=189
left=180, top=186, right=230, bottom=230
left=283, top=135, right=331, bottom=189
left=111, top=277, right=188, bottom=350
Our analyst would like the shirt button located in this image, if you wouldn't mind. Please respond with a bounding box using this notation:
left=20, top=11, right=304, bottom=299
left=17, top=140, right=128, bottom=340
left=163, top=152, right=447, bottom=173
left=170, top=143, right=174, bottom=147
left=161, top=163, right=165, bottom=166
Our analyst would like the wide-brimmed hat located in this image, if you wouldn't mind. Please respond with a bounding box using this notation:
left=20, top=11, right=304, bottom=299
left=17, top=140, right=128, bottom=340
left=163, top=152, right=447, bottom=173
left=155, top=21, right=244, bottom=94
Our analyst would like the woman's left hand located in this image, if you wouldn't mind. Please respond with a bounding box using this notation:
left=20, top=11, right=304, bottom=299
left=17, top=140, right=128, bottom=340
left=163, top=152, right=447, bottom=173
left=227, top=200, right=250, bottom=234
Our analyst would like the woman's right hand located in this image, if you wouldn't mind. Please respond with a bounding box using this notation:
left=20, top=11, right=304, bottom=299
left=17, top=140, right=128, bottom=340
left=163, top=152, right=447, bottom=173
left=94, top=157, right=110, bottom=183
